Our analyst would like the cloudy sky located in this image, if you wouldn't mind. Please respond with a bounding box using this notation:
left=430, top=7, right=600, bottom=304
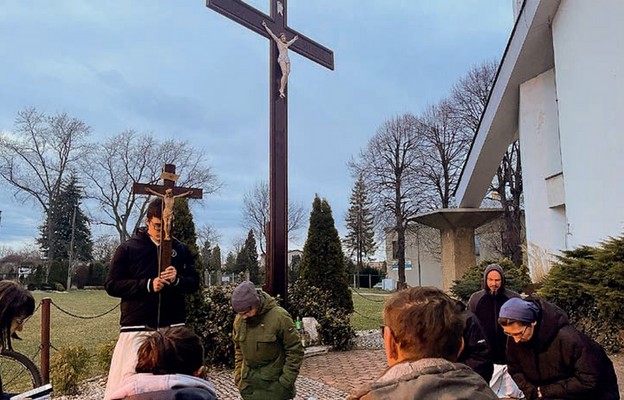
left=0, top=0, right=514, bottom=257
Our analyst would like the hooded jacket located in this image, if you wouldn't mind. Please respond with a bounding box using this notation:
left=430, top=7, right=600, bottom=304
left=506, top=298, right=620, bottom=400
left=457, top=300, right=494, bottom=382
left=233, top=290, right=304, bottom=400
left=348, top=358, right=499, bottom=400
left=105, top=227, right=200, bottom=327
left=467, top=264, right=520, bottom=364
left=109, top=373, right=217, bottom=400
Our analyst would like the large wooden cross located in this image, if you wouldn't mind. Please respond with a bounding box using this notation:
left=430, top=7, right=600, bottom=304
left=206, top=0, right=334, bottom=302
left=132, top=164, right=203, bottom=271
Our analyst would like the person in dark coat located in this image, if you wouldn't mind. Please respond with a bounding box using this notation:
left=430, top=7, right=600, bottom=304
left=456, top=300, right=494, bottom=382
left=467, top=263, right=521, bottom=364
left=499, top=297, right=620, bottom=400
left=104, top=198, right=200, bottom=399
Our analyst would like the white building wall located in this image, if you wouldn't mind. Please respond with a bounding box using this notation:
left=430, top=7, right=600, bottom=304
left=519, top=69, right=568, bottom=271
left=552, top=0, right=624, bottom=247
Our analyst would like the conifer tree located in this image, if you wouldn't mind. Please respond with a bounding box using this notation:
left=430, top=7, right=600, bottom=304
left=344, top=176, right=376, bottom=285
left=172, top=198, right=200, bottom=260
left=172, top=197, right=204, bottom=326
left=299, top=195, right=353, bottom=312
left=211, top=244, right=222, bottom=273
left=38, top=173, right=93, bottom=262
left=244, top=230, right=260, bottom=284
left=233, top=231, right=260, bottom=283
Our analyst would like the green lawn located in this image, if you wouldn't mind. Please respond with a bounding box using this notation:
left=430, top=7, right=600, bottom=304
left=11, top=288, right=388, bottom=382
left=350, top=288, right=389, bottom=330
left=14, top=290, right=120, bottom=376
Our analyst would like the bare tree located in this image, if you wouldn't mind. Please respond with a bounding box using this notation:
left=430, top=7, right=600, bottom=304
left=91, top=233, right=120, bottom=263
left=451, top=60, right=524, bottom=266
left=0, top=107, right=90, bottom=261
left=450, top=60, right=498, bottom=132
left=241, top=180, right=305, bottom=255
left=350, top=114, right=425, bottom=289
left=81, top=130, right=220, bottom=242
left=418, top=100, right=472, bottom=209
left=196, top=224, right=221, bottom=249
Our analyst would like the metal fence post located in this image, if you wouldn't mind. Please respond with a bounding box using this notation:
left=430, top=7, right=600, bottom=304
left=40, top=297, right=51, bottom=384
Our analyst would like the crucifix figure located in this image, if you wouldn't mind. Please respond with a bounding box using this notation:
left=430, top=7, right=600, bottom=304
left=262, top=20, right=298, bottom=98
left=206, top=0, right=334, bottom=303
left=133, top=164, right=203, bottom=270
left=146, top=187, right=194, bottom=241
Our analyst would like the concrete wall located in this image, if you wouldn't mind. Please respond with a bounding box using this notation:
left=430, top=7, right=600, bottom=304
left=519, top=69, right=568, bottom=272
left=551, top=0, right=624, bottom=247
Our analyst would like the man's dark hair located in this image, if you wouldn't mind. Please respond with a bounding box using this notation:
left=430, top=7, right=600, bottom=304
left=146, top=198, right=163, bottom=220
left=135, top=326, right=204, bottom=376
left=384, top=286, right=465, bottom=361
left=0, top=280, right=35, bottom=350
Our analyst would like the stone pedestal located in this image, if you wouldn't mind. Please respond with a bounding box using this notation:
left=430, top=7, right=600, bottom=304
left=412, top=208, right=503, bottom=291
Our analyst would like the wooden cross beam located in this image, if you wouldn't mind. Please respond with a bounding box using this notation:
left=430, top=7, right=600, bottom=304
left=132, top=164, right=203, bottom=271
left=206, top=0, right=334, bottom=303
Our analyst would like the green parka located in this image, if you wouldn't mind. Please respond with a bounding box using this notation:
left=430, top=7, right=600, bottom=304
left=233, top=290, right=304, bottom=400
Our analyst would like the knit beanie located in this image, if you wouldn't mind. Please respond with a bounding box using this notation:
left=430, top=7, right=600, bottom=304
left=499, top=297, right=539, bottom=323
left=231, top=281, right=261, bottom=313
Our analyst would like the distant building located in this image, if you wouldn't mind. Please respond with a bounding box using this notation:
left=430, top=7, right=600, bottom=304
left=385, top=216, right=515, bottom=289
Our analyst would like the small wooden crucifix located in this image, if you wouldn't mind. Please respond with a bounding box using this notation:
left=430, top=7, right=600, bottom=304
left=132, top=164, right=203, bottom=272
left=206, top=0, right=334, bottom=303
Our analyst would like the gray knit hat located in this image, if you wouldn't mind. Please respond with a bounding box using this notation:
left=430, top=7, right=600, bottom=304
left=231, top=281, right=261, bottom=313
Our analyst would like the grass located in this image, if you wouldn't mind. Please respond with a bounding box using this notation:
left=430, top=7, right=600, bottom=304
left=350, top=288, right=389, bottom=330
left=13, top=290, right=120, bottom=377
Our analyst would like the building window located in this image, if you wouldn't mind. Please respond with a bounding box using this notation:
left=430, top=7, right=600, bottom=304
left=475, top=234, right=481, bottom=257
left=392, top=240, right=399, bottom=260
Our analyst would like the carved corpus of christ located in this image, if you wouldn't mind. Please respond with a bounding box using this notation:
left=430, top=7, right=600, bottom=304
left=146, top=188, right=193, bottom=241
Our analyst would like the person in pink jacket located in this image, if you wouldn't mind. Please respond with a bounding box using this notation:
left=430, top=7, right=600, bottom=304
left=109, top=327, right=217, bottom=400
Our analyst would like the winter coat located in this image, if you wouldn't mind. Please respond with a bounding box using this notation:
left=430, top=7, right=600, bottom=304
left=233, top=290, right=304, bottom=400
left=109, top=373, right=217, bottom=400
left=467, top=264, right=520, bottom=364
left=506, top=298, right=620, bottom=400
left=348, top=358, right=499, bottom=400
left=105, top=228, right=200, bottom=327
left=458, top=307, right=494, bottom=382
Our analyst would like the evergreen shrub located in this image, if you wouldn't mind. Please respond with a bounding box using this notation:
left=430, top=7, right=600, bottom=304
left=287, top=280, right=355, bottom=350
left=95, top=339, right=116, bottom=373
left=187, top=284, right=237, bottom=368
left=450, top=258, right=532, bottom=302
left=50, top=345, right=91, bottom=395
left=539, top=236, right=624, bottom=353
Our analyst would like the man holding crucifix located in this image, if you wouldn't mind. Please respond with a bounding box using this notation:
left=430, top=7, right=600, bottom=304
left=104, top=196, right=200, bottom=400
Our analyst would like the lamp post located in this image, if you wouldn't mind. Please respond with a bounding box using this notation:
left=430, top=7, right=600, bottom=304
left=66, top=205, right=77, bottom=290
